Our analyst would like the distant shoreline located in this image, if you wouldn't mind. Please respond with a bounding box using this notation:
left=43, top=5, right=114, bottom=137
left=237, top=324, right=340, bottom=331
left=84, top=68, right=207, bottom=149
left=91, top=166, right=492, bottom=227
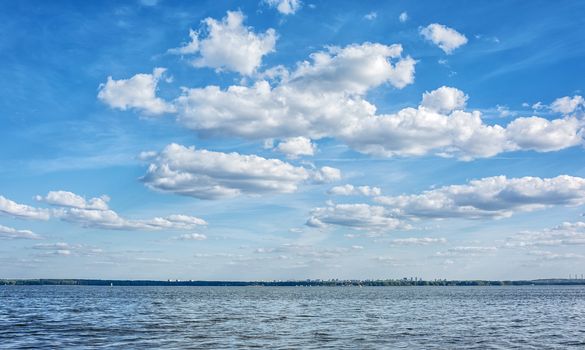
left=2, top=278, right=585, bottom=287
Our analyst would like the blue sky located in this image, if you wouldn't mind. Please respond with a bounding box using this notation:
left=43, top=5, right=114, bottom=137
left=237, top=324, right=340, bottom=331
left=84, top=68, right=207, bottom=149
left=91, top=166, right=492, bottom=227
left=1, top=0, right=585, bottom=280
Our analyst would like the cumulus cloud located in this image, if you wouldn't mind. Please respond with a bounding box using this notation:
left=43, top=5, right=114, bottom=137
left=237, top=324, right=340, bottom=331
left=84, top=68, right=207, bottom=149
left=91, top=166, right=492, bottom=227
left=288, top=43, right=415, bottom=92
left=97, top=68, right=174, bottom=115
left=375, top=175, right=585, bottom=219
left=175, top=78, right=583, bottom=159
left=421, top=86, right=468, bottom=113
left=169, top=11, right=276, bottom=75
left=390, top=237, right=446, bottom=245
left=140, top=143, right=341, bottom=199
left=550, top=95, right=584, bottom=114
left=35, top=191, right=110, bottom=210
left=420, top=23, right=468, bottom=54
left=56, top=208, right=206, bottom=231
left=0, top=195, right=50, bottom=220
left=339, top=107, right=512, bottom=159
left=506, top=116, right=583, bottom=152
left=264, top=0, right=302, bottom=15
left=0, top=224, right=41, bottom=240
left=29, top=190, right=207, bottom=231
left=328, top=184, right=381, bottom=197
left=104, top=44, right=583, bottom=161
left=275, top=136, right=316, bottom=158
left=310, top=175, right=585, bottom=233
left=506, top=221, right=585, bottom=247
left=173, top=42, right=415, bottom=139
left=306, top=203, right=403, bottom=231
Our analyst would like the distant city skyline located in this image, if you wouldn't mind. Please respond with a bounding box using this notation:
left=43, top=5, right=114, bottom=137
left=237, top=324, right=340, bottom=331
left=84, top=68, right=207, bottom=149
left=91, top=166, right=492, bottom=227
left=1, top=0, right=584, bottom=280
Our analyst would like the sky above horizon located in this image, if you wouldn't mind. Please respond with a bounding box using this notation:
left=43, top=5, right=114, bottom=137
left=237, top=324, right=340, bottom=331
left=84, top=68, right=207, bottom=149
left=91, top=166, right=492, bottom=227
left=1, top=0, right=585, bottom=280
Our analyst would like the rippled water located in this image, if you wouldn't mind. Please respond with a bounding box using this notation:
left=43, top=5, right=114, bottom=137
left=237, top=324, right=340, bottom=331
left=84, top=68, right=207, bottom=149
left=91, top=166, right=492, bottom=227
left=1, top=285, right=584, bottom=349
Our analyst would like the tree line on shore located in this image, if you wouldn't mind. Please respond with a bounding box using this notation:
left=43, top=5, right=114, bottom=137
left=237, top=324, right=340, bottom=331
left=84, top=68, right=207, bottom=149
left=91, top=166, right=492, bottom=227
left=2, top=278, right=584, bottom=286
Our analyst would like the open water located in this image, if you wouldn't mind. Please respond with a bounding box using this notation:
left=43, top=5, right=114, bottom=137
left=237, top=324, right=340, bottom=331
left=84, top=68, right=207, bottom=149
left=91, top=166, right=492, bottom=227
left=1, top=285, right=584, bottom=349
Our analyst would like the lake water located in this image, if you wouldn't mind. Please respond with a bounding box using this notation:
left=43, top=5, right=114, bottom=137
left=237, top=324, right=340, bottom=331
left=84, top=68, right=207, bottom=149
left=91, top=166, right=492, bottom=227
left=1, top=285, right=584, bottom=349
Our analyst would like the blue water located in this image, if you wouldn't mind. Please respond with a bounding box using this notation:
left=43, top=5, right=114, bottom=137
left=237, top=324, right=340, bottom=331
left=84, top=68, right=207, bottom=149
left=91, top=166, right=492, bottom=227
left=1, top=285, right=584, bottom=349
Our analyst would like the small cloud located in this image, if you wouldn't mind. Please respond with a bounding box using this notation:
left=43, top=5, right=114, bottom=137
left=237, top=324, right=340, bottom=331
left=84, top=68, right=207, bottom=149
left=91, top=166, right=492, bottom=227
left=399, top=12, right=408, bottom=23
left=264, top=0, right=302, bottom=15
left=496, top=105, right=515, bottom=118
left=390, top=237, right=446, bottom=246
left=420, top=23, right=468, bottom=54
left=364, top=12, right=377, bottom=20
left=274, top=136, right=316, bottom=158
left=0, top=224, right=41, bottom=240
left=550, top=95, right=584, bottom=114
left=176, top=233, right=207, bottom=241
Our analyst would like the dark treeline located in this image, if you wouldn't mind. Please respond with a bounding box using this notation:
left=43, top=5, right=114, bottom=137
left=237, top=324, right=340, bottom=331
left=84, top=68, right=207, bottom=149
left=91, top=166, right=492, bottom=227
left=2, top=278, right=585, bottom=287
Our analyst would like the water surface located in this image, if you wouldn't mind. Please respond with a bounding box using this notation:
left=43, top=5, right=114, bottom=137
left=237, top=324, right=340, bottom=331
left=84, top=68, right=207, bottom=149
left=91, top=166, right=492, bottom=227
left=1, top=285, right=584, bottom=349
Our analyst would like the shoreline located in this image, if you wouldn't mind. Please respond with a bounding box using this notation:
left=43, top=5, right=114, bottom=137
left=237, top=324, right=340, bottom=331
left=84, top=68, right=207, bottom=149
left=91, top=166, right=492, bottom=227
left=2, top=278, right=585, bottom=287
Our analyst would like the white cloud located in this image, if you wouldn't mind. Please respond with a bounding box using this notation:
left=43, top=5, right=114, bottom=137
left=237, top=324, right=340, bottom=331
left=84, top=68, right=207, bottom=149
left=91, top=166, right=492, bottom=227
left=506, top=221, right=585, bottom=247
left=435, top=246, right=497, bottom=257
left=390, top=237, right=446, bottom=245
left=420, top=23, right=468, bottom=54
left=528, top=250, right=584, bottom=260
left=140, top=143, right=341, bottom=199
left=399, top=12, right=408, bottom=23
left=496, top=105, right=514, bottom=118
left=264, top=0, right=302, bottom=15
left=306, top=203, right=403, bottom=231
left=288, top=43, right=415, bottom=93
left=312, top=176, right=585, bottom=234
left=176, top=233, right=207, bottom=241
left=32, top=242, right=101, bottom=257
left=275, top=136, right=316, bottom=158
left=313, top=166, right=342, bottom=183
left=170, top=11, right=276, bottom=75
left=550, top=95, right=584, bottom=114
left=104, top=38, right=584, bottom=161
left=506, top=116, right=583, bottom=152
left=2, top=191, right=206, bottom=232
left=375, top=175, right=585, bottom=219
left=421, top=86, right=468, bottom=113
left=175, top=81, right=583, bottom=159
left=328, top=184, right=381, bottom=197
left=364, top=12, right=377, bottom=20
left=0, top=224, right=41, bottom=240
left=532, top=101, right=546, bottom=110
left=56, top=208, right=206, bottom=231
left=168, top=29, right=199, bottom=55
left=36, top=191, right=110, bottom=210
left=173, top=42, right=415, bottom=138
left=0, top=195, right=50, bottom=220
left=97, top=68, right=174, bottom=115
left=32, top=190, right=206, bottom=231
left=340, top=107, right=511, bottom=159
left=174, top=80, right=374, bottom=140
